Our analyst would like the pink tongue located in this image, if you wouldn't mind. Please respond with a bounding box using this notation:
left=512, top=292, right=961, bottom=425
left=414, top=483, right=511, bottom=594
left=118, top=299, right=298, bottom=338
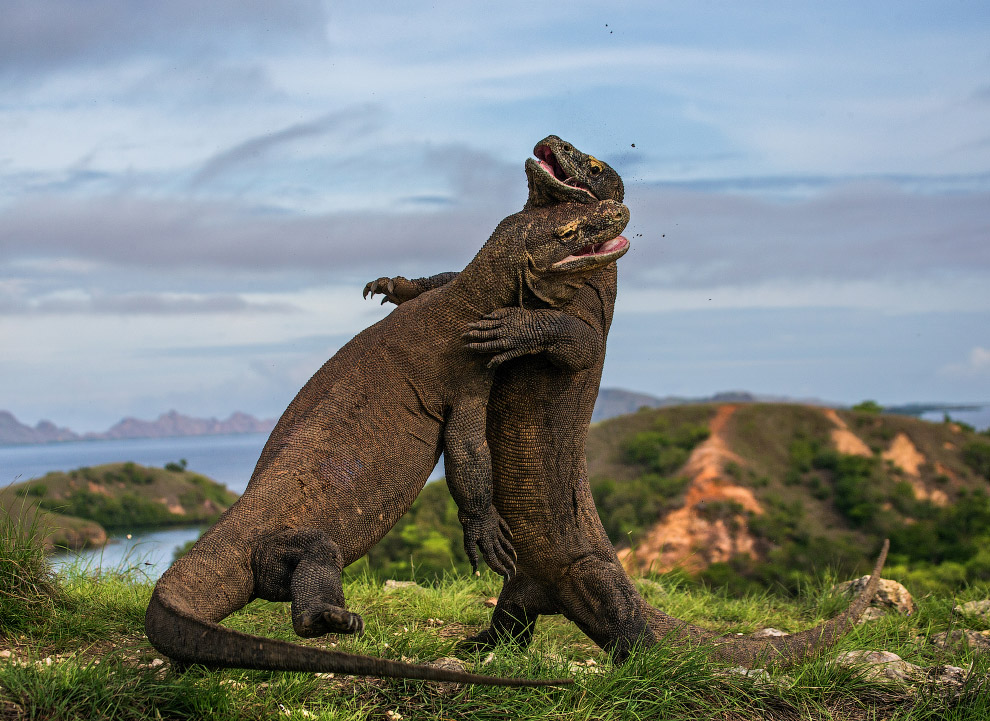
left=599, top=235, right=628, bottom=253
left=539, top=160, right=555, bottom=175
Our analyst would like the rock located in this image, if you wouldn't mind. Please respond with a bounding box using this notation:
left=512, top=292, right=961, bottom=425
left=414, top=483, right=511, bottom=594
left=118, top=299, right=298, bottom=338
left=859, top=607, right=886, bottom=623
left=832, top=650, right=924, bottom=684
left=831, top=651, right=973, bottom=691
left=954, top=600, right=990, bottom=621
left=426, top=656, right=468, bottom=673
left=751, top=628, right=788, bottom=638
left=383, top=580, right=421, bottom=592
left=833, top=576, right=916, bottom=618
left=424, top=657, right=470, bottom=696
left=931, top=629, right=990, bottom=653
left=925, top=665, right=970, bottom=689
left=483, top=597, right=498, bottom=607
left=717, top=666, right=789, bottom=688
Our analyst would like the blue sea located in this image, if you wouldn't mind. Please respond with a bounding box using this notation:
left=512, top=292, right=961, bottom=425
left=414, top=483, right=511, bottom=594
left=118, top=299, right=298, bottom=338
left=1, top=433, right=444, bottom=580
left=920, top=405, right=990, bottom=431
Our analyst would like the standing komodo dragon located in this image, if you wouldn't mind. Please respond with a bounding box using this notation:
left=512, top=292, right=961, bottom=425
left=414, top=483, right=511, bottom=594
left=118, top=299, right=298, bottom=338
left=145, top=198, right=630, bottom=686
left=367, top=135, right=889, bottom=667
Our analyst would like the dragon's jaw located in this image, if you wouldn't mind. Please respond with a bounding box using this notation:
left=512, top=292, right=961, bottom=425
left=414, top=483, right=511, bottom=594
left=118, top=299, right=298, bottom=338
left=533, top=144, right=597, bottom=199
left=552, top=235, right=629, bottom=272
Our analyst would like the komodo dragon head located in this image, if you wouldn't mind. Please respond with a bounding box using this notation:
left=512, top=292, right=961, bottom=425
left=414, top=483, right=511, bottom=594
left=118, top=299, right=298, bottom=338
left=512, top=198, right=630, bottom=308
left=525, top=134, right=624, bottom=208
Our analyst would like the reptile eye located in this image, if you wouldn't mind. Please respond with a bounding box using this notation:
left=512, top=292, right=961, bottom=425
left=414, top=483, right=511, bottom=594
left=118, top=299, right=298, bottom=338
left=590, top=165, right=602, bottom=175
left=589, top=158, right=604, bottom=176
left=556, top=220, right=580, bottom=240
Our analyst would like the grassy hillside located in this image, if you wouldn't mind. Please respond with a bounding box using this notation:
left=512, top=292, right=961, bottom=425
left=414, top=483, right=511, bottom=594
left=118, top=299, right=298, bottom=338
left=0, top=462, right=237, bottom=550
left=587, top=402, right=990, bottom=596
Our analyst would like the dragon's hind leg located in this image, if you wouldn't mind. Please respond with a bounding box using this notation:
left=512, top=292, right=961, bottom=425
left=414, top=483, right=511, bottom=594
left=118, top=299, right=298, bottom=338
left=459, top=571, right=556, bottom=652
left=251, top=528, right=364, bottom=638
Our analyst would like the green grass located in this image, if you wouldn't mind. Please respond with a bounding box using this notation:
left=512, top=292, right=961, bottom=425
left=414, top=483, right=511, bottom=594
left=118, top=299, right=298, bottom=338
left=2, top=516, right=989, bottom=720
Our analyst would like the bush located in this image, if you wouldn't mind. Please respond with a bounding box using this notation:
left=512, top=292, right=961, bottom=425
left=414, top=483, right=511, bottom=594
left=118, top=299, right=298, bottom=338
left=40, top=490, right=180, bottom=530
left=0, top=508, right=64, bottom=632
left=962, top=440, right=990, bottom=480
left=621, top=421, right=709, bottom=475
left=591, top=473, right=690, bottom=545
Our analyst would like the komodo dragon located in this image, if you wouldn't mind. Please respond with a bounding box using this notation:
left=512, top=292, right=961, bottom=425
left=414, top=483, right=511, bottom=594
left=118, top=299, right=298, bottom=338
left=367, top=135, right=889, bottom=667
left=145, top=198, right=630, bottom=687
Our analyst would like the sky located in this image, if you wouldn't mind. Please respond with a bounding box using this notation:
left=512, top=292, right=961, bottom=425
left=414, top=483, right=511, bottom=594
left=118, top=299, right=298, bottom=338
left=1, top=0, right=989, bottom=432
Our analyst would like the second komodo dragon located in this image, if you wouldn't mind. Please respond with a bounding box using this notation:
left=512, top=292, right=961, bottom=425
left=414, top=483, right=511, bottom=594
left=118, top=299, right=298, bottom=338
left=145, top=197, right=630, bottom=686
left=368, top=135, right=889, bottom=667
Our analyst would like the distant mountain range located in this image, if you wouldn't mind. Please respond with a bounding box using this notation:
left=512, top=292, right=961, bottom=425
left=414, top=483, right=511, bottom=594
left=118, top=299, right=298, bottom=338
left=0, top=410, right=277, bottom=446
left=590, top=388, right=831, bottom=422
left=2, top=389, right=984, bottom=446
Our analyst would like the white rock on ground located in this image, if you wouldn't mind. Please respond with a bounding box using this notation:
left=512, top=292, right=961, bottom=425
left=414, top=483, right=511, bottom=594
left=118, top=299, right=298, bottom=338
left=833, top=577, right=916, bottom=619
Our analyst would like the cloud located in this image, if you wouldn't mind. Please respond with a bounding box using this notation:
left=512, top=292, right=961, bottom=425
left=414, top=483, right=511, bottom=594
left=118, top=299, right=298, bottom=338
left=190, top=106, right=384, bottom=187
left=1, top=177, right=987, bottom=298
left=940, top=347, right=990, bottom=379
left=0, top=290, right=297, bottom=316
left=0, top=0, right=327, bottom=79
left=622, top=181, right=990, bottom=287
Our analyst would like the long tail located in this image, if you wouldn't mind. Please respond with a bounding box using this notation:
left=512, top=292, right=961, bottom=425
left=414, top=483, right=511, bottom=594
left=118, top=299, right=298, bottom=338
left=643, top=539, right=890, bottom=667
left=145, top=590, right=572, bottom=687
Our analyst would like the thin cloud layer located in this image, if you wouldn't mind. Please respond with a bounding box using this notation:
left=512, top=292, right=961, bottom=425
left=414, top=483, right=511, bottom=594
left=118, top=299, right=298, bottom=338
left=1, top=178, right=985, bottom=289
left=0, top=0, right=326, bottom=78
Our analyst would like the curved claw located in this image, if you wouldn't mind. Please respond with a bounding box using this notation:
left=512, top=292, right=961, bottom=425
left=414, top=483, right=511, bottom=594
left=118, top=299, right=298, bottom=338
left=486, top=346, right=529, bottom=369
left=362, top=279, right=379, bottom=300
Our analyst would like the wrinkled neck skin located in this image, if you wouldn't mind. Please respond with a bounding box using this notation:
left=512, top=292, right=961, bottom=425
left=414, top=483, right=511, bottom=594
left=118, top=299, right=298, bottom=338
left=441, top=212, right=536, bottom=317
left=520, top=262, right=600, bottom=311
left=444, top=208, right=615, bottom=316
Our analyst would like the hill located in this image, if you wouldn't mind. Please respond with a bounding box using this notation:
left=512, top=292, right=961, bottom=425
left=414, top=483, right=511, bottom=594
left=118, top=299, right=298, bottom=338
left=587, top=402, right=990, bottom=594
left=0, top=461, right=238, bottom=551
left=0, top=409, right=276, bottom=446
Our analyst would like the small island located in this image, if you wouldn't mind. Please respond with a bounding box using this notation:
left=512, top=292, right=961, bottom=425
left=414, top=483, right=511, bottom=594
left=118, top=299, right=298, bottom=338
left=0, top=461, right=238, bottom=551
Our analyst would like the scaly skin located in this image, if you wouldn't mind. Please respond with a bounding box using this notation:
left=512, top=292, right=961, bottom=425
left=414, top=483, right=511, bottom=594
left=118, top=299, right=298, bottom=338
left=368, top=136, right=889, bottom=666
left=145, top=198, right=630, bottom=687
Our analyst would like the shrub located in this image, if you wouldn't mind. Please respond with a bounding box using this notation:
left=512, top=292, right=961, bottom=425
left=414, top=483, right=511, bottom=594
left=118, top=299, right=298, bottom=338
left=0, top=508, right=64, bottom=632
left=165, top=459, right=189, bottom=473
left=962, top=440, right=990, bottom=480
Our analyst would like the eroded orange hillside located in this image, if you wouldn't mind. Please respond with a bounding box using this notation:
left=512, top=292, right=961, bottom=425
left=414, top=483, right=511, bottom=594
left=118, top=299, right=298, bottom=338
left=588, top=402, right=990, bottom=576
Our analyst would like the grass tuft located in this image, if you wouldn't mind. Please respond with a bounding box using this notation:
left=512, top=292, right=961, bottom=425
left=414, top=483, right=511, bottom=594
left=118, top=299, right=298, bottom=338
left=0, top=505, right=66, bottom=633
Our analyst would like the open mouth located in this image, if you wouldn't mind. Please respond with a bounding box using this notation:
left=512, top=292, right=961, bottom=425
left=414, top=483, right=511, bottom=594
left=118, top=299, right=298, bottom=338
left=552, top=235, right=629, bottom=269
left=535, top=144, right=595, bottom=198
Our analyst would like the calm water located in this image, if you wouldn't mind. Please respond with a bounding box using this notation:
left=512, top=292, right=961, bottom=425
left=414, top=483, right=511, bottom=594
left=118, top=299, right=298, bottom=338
left=1, top=432, right=444, bottom=580
left=920, top=405, right=990, bottom=431
left=0, top=432, right=271, bottom=493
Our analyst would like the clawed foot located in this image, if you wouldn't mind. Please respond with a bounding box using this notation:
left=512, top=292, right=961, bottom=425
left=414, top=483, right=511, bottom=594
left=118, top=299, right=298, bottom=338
left=456, top=630, right=499, bottom=654
left=363, top=276, right=421, bottom=305
left=295, top=607, right=365, bottom=638
left=460, top=508, right=517, bottom=579
left=463, top=307, right=543, bottom=368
